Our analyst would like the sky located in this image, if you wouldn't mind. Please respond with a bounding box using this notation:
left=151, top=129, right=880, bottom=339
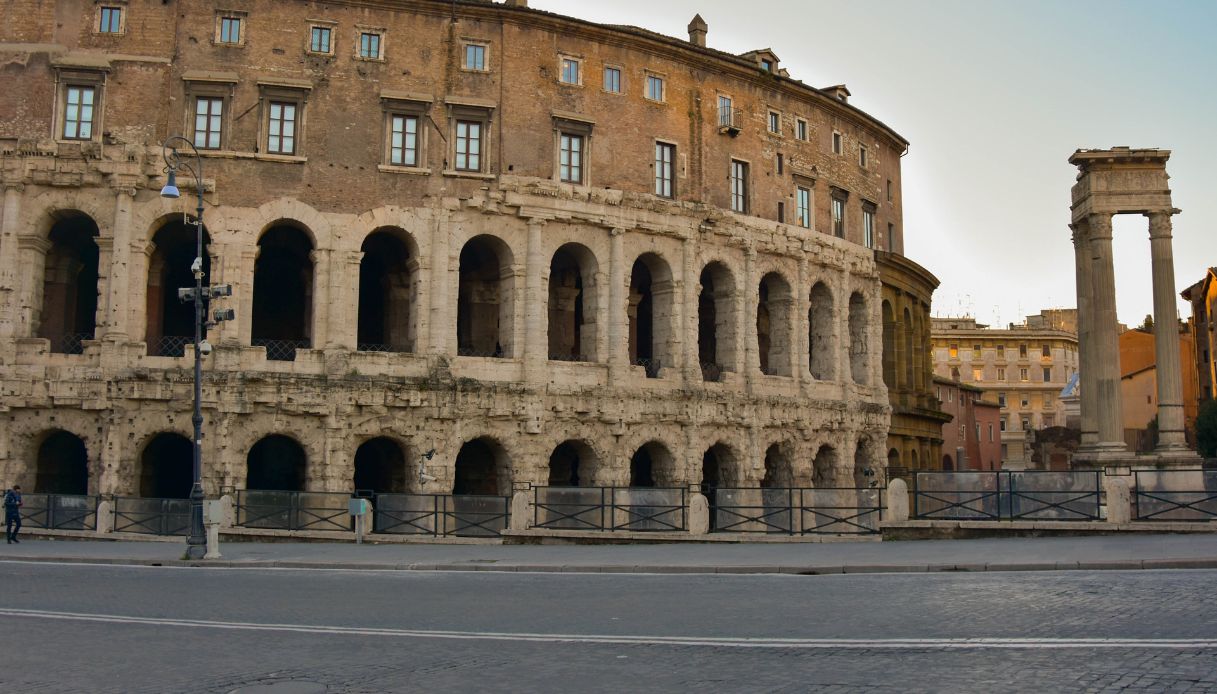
left=532, top=0, right=1217, bottom=328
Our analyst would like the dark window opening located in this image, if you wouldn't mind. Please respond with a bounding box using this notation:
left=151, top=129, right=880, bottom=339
left=457, top=235, right=514, bottom=358
left=139, top=433, right=193, bottom=499
left=39, top=214, right=100, bottom=354
left=548, top=244, right=598, bottom=362
left=354, top=437, right=407, bottom=494
left=358, top=229, right=416, bottom=353
left=146, top=220, right=211, bottom=357
left=246, top=435, right=306, bottom=491
left=252, top=225, right=314, bottom=361
left=35, top=430, right=89, bottom=495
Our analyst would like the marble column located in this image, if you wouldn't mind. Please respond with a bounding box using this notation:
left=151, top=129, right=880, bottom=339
left=1086, top=213, right=1126, bottom=454
left=1071, top=221, right=1099, bottom=448
left=523, top=218, right=547, bottom=383
left=1147, top=211, right=1193, bottom=454
left=607, top=228, right=627, bottom=381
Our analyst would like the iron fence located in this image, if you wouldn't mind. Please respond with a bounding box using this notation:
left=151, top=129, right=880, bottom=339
left=533, top=486, right=687, bottom=532
left=252, top=338, right=310, bottom=362
left=710, top=487, right=883, bottom=535
left=150, top=335, right=191, bottom=358
left=1134, top=469, right=1217, bottom=521
left=632, top=358, right=662, bottom=379
left=111, top=496, right=191, bottom=535
left=913, top=471, right=1102, bottom=521
left=51, top=332, right=93, bottom=355
left=235, top=490, right=352, bottom=531
left=373, top=494, right=510, bottom=537
left=548, top=352, right=591, bottom=363
left=19, top=493, right=98, bottom=530
left=457, top=346, right=505, bottom=358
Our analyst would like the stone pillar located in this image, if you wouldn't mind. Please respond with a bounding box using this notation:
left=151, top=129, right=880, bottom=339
left=742, top=245, right=757, bottom=390
left=523, top=218, right=547, bottom=383
left=681, top=236, right=699, bottom=385
left=1147, top=211, right=1194, bottom=455
left=608, top=227, right=628, bottom=381
left=232, top=246, right=258, bottom=347
left=797, top=255, right=811, bottom=387
left=428, top=216, right=450, bottom=355
left=328, top=250, right=361, bottom=351
left=1086, top=213, right=1126, bottom=455
left=310, top=249, right=331, bottom=349
left=0, top=184, right=24, bottom=339
left=102, top=188, right=135, bottom=341
left=1071, top=222, right=1099, bottom=449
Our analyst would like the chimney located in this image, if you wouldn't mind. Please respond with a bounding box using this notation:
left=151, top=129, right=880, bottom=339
left=688, top=14, right=707, bottom=47
left=504, top=0, right=528, bottom=6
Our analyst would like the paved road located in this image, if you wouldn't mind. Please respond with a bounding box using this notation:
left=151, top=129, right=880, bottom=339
left=1, top=562, right=1215, bottom=692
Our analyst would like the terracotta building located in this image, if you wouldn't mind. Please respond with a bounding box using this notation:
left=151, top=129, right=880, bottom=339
left=932, top=377, right=1002, bottom=471
left=1182, top=268, right=1217, bottom=405
left=1119, top=327, right=1200, bottom=451
left=0, top=0, right=930, bottom=500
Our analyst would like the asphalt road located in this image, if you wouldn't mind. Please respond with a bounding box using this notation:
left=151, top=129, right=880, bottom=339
left=1, top=562, right=1215, bottom=693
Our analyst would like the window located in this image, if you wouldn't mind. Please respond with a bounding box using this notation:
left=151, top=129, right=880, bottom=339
left=973, top=344, right=982, bottom=358
left=604, top=66, right=622, bottom=93
left=947, top=387, right=954, bottom=402
left=718, top=95, right=733, bottom=127
left=1019, top=368, right=1029, bottom=382
left=1043, top=414, right=1055, bottom=428
left=389, top=114, right=419, bottom=167
left=951, top=367, right=960, bottom=382
left=863, top=207, right=875, bottom=249
left=859, top=145, right=868, bottom=168
left=796, top=119, right=808, bottom=141
left=730, top=160, right=748, bottom=213
left=1043, top=367, right=1052, bottom=382
left=768, top=111, right=780, bottom=134
left=654, top=142, right=675, bottom=198
left=831, top=196, right=846, bottom=238
left=1044, top=393, right=1053, bottom=407
left=832, top=131, right=842, bottom=154
left=761, top=58, right=774, bottom=72
left=1021, top=417, right=1031, bottom=430
left=1000, top=418, right=1007, bottom=432
left=998, top=392, right=1007, bottom=407
left=797, top=187, right=811, bottom=228
left=1042, top=344, right=1051, bottom=358
left=1019, top=343, right=1028, bottom=358
left=560, top=57, right=580, bottom=85
left=464, top=43, right=487, bottom=71
left=887, top=179, right=893, bottom=202
left=777, top=201, right=785, bottom=224
left=646, top=74, right=665, bottom=101
left=972, top=368, right=983, bottom=381
left=193, top=97, right=223, bottom=150
left=976, top=423, right=981, bottom=441
left=559, top=133, right=583, bottom=183
left=949, top=344, right=959, bottom=358
left=997, top=345, right=1005, bottom=358
left=455, top=120, right=482, bottom=171
left=936, top=386, right=942, bottom=401
left=99, top=7, right=122, bottom=34
left=359, top=32, right=382, bottom=60
left=217, top=15, right=243, bottom=45
left=62, top=86, right=96, bottom=140
left=267, top=101, right=297, bottom=154
left=310, top=26, right=333, bottom=54
left=776, top=154, right=783, bottom=175
left=997, top=367, right=1006, bottom=381
left=1021, top=396, right=1030, bottom=408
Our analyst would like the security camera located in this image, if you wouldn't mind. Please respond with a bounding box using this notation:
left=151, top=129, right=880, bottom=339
left=191, top=257, right=203, bottom=274
left=418, top=471, right=437, bottom=484
left=423, top=449, right=436, bottom=460
left=198, top=340, right=213, bottom=356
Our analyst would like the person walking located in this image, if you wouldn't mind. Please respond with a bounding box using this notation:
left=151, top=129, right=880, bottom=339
left=4, top=484, right=22, bottom=544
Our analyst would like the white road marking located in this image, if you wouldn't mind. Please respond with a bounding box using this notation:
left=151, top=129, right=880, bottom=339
left=0, top=608, right=1214, bottom=650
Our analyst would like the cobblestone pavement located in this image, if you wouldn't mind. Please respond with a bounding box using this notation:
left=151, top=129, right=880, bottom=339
left=0, top=563, right=1215, bottom=692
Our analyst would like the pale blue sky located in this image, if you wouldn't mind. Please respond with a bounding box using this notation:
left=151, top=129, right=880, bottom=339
left=533, top=0, right=1216, bottom=327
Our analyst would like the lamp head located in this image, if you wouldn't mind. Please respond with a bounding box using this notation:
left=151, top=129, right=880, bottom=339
left=160, top=168, right=181, bottom=199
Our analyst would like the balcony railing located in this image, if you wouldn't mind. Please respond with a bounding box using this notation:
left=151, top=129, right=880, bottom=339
left=252, top=338, right=310, bottom=362
left=717, top=106, right=743, bottom=134
left=149, top=335, right=191, bottom=358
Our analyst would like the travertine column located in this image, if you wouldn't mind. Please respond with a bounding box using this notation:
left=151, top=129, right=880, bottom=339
left=1147, top=211, right=1192, bottom=453
left=681, top=236, right=699, bottom=384
left=310, top=249, right=331, bottom=349
left=796, top=255, right=811, bottom=387
left=428, top=216, right=450, bottom=355
left=234, top=247, right=258, bottom=346
left=607, top=228, right=627, bottom=380
left=523, top=218, right=547, bottom=382
left=742, top=244, right=757, bottom=390
left=0, top=184, right=23, bottom=338
left=328, top=250, right=361, bottom=350
left=1087, top=213, right=1126, bottom=453
left=1071, top=222, right=1099, bottom=448
left=102, top=188, right=135, bottom=341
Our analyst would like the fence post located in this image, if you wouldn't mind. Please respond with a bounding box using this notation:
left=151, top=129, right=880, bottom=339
left=509, top=490, right=531, bottom=531
left=1104, top=476, right=1131, bottom=524
left=217, top=494, right=235, bottom=528
left=95, top=499, right=114, bottom=534
left=886, top=478, right=909, bottom=522
left=688, top=492, right=710, bottom=535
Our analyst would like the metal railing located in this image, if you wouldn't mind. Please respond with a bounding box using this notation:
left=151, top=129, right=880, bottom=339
left=533, top=486, right=687, bottom=532
left=357, top=343, right=412, bottom=354
left=19, top=493, right=98, bottom=530
left=49, top=332, right=93, bottom=355
left=456, top=346, right=507, bottom=358
left=717, top=106, right=743, bottom=131
left=548, top=352, right=592, bottom=363
left=709, top=487, right=883, bottom=535
left=913, top=471, right=1102, bottom=521
left=252, top=338, right=310, bottom=362
left=373, top=494, right=510, bottom=537
left=235, top=490, right=351, bottom=531
left=112, top=496, right=191, bottom=535
left=632, top=357, right=662, bottom=379
left=1134, top=469, right=1217, bottom=521
left=149, top=335, right=191, bottom=358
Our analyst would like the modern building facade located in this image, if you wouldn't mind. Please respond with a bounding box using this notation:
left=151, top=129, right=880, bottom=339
left=933, top=377, right=1002, bottom=471
left=0, top=0, right=921, bottom=501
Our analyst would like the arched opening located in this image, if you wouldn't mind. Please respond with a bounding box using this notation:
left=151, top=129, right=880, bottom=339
left=902, top=307, right=915, bottom=389
left=453, top=437, right=510, bottom=495
left=812, top=444, right=838, bottom=488
left=146, top=220, right=212, bottom=357
left=252, top=225, right=314, bottom=361
left=881, top=300, right=897, bottom=388
left=358, top=228, right=417, bottom=353
left=34, top=430, right=89, bottom=495
left=246, top=435, right=307, bottom=491
left=457, top=235, right=514, bottom=358
left=757, top=272, right=793, bottom=376
left=808, top=282, right=834, bottom=380
left=761, top=443, right=794, bottom=488
left=702, top=443, right=740, bottom=530
left=848, top=291, right=869, bottom=384
left=910, top=448, right=920, bottom=471
left=548, top=243, right=598, bottom=362
left=139, top=433, right=193, bottom=499
left=854, top=437, right=877, bottom=488
left=547, top=440, right=598, bottom=487
left=697, top=262, right=736, bottom=381
left=942, top=454, right=954, bottom=471
left=38, top=214, right=99, bottom=354
left=628, top=253, right=674, bottom=378
left=629, top=441, right=675, bottom=487
left=354, top=437, right=408, bottom=494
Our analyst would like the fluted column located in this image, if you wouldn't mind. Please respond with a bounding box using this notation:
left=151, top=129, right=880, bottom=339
left=523, top=218, right=547, bottom=383
left=1147, top=211, right=1193, bottom=454
left=1087, top=213, right=1126, bottom=454
left=1071, top=221, right=1098, bottom=448
left=607, top=228, right=628, bottom=381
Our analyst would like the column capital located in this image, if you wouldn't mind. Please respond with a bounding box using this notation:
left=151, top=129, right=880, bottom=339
left=2, top=182, right=25, bottom=194
left=610, top=227, right=626, bottom=237
left=1087, top=213, right=1113, bottom=239
left=1146, top=210, right=1174, bottom=239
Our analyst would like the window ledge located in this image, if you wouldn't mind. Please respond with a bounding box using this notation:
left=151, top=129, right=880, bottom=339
left=354, top=56, right=385, bottom=63
left=198, top=149, right=255, bottom=160
left=442, top=170, right=495, bottom=181
left=256, top=153, right=308, bottom=164
left=378, top=164, right=431, bottom=176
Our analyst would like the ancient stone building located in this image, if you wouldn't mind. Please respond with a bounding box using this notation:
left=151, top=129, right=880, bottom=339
left=0, top=0, right=914, bottom=500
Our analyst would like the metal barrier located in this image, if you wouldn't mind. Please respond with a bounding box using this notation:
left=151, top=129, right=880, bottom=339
left=373, top=494, right=510, bottom=537
left=533, top=487, right=687, bottom=532
left=112, top=496, right=191, bottom=535
left=150, top=335, right=191, bottom=358
left=913, top=471, right=1102, bottom=521
left=235, top=490, right=351, bottom=531
left=1134, top=469, right=1217, bottom=521
left=252, top=338, right=310, bottom=362
left=20, top=494, right=98, bottom=530
left=710, top=488, right=883, bottom=535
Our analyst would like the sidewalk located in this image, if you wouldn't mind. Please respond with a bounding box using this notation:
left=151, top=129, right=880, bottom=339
left=3, top=534, right=1217, bottom=574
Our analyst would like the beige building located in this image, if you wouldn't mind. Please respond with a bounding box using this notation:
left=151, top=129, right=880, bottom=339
left=931, top=310, right=1079, bottom=468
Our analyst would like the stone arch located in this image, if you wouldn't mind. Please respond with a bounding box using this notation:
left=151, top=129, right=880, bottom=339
left=138, top=432, right=194, bottom=499
left=757, top=271, right=793, bottom=377
left=548, top=242, right=599, bottom=362
left=942, top=454, right=954, bottom=471
left=812, top=444, right=838, bottom=488
left=246, top=434, right=308, bottom=491
left=808, top=281, right=835, bottom=380
left=37, top=212, right=100, bottom=354
left=358, top=227, right=419, bottom=353
left=910, top=447, right=921, bottom=471
left=761, top=442, right=794, bottom=488
left=453, top=436, right=512, bottom=495
left=547, top=439, right=600, bottom=487
left=628, top=252, right=675, bottom=378
left=848, top=291, right=869, bottom=384
left=249, top=198, right=331, bottom=250
left=145, top=217, right=212, bottom=357
left=629, top=440, right=677, bottom=487
left=457, top=234, right=516, bottom=358
left=34, top=429, right=90, bottom=495
left=354, top=436, right=409, bottom=494
left=902, top=306, right=915, bottom=389
left=252, top=223, right=315, bottom=360
left=697, top=261, right=737, bottom=381
left=887, top=447, right=901, bottom=471
left=881, top=299, right=897, bottom=388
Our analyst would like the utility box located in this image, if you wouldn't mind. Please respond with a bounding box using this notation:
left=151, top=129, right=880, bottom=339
left=349, top=498, right=370, bottom=516
left=204, top=499, right=226, bottom=525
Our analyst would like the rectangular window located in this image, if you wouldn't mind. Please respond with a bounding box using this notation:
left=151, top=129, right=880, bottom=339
left=997, top=345, right=1005, bottom=357
left=796, top=119, right=808, bottom=141
left=1020, top=367, right=1029, bottom=382
left=99, top=7, right=122, bottom=33
left=1043, top=367, right=1052, bottom=382
left=776, top=154, right=783, bottom=175
left=219, top=16, right=242, bottom=44
left=998, top=392, right=1007, bottom=407
left=360, top=32, right=381, bottom=59
left=797, top=187, right=811, bottom=228
left=603, top=66, right=622, bottom=93
left=859, top=145, right=868, bottom=168
left=62, top=86, right=96, bottom=140
left=1043, top=415, right=1054, bottom=428
left=464, top=43, right=487, bottom=71
left=777, top=201, right=785, bottom=224
left=1000, top=418, right=1007, bottom=432
left=193, top=97, right=223, bottom=150
left=718, top=95, right=733, bottom=127
left=863, top=208, right=875, bottom=248
left=267, top=101, right=297, bottom=154
left=310, top=26, right=332, bottom=53
left=972, top=368, right=983, bottom=381
left=730, top=160, right=748, bottom=213
left=646, top=74, right=664, bottom=101
left=559, top=133, right=583, bottom=183
left=454, top=120, right=482, bottom=171
left=389, top=114, right=419, bottom=167
left=973, top=345, right=982, bottom=358
left=1021, top=417, right=1031, bottom=430
left=1019, top=343, right=1028, bottom=358
left=997, top=367, right=1006, bottom=381
left=949, top=344, right=959, bottom=358
left=768, top=111, right=780, bottom=134
left=832, top=131, right=842, bottom=154
left=831, top=197, right=845, bottom=238
left=654, top=142, right=674, bottom=198
left=560, top=58, right=580, bottom=85
left=1042, top=344, right=1051, bottom=358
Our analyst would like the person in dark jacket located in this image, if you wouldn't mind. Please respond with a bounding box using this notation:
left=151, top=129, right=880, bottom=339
left=4, top=485, right=21, bottom=544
